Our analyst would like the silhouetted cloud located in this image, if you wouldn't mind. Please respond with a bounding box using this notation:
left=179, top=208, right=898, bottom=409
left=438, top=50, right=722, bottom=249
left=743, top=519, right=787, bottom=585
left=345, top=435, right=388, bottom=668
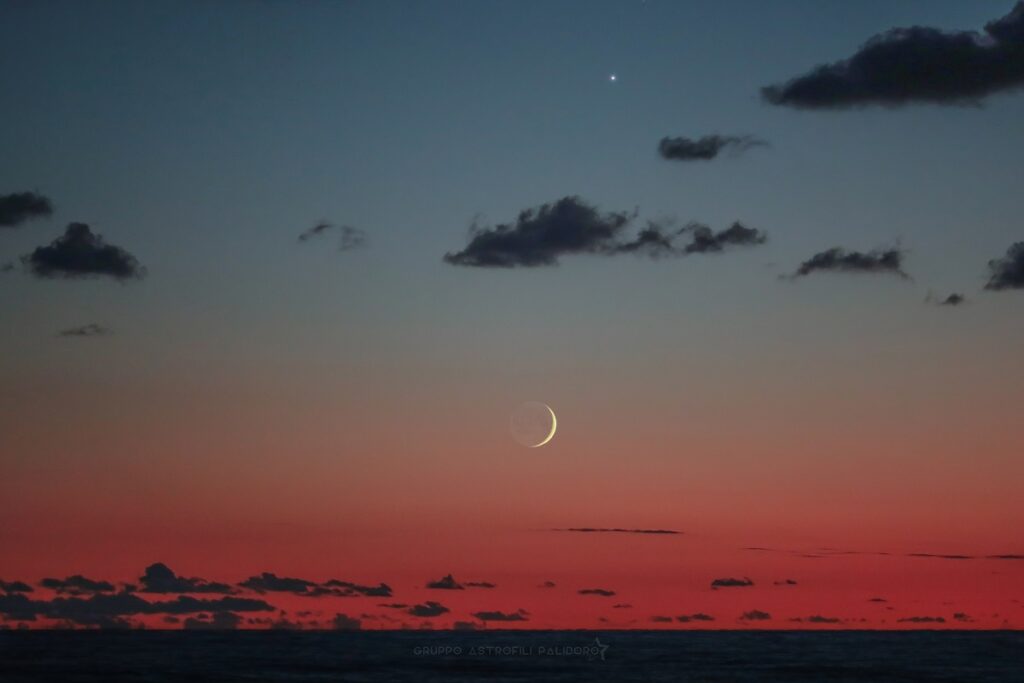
left=926, top=292, right=966, bottom=306
left=57, top=323, right=110, bottom=338
left=677, top=613, right=715, bottom=623
left=578, top=588, right=616, bottom=597
left=39, top=575, right=116, bottom=595
left=408, top=602, right=450, bottom=618
left=322, top=580, right=393, bottom=597
left=443, top=197, right=634, bottom=267
left=612, top=603, right=632, bottom=609
left=868, top=597, right=889, bottom=603
left=332, top=613, right=362, bottom=630
left=426, top=574, right=464, bottom=590
left=556, top=527, right=682, bottom=535
left=650, top=615, right=673, bottom=623
left=774, top=579, right=798, bottom=586
left=898, top=616, right=946, bottom=624
left=443, top=197, right=767, bottom=267
left=298, top=222, right=367, bottom=251
left=908, top=553, right=972, bottom=560
left=0, top=191, right=53, bottom=228
left=985, top=242, right=1024, bottom=290
left=465, top=581, right=496, bottom=589
left=658, top=135, right=766, bottom=161
left=472, top=609, right=529, bottom=622
left=805, top=615, right=842, bottom=624
left=789, top=247, right=908, bottom=279
left=0, top=580, right=33, bottom=593
left=953, top=612, right=974, bottom=623
left=711, top=577, right=754, bottom=589
left=183, top=611, right=241, bottom=630
left=740, top=610, right=772, bottom=621
left=681, top=222, right=766, bottom=254
left=377, top=603, right=408, bottom=609
left=539, top=581, right=557, bottom=589
left=139, top=563, right=234, bottom=595
left=453, top=620, right=481, bottom=630
left=22, top=223, right=145, bottom=280
left=239, top=572, right=317, bottom=595
left=762, top=3, right=1024, bottom=108
left=0, top=592, right=273, bottom=627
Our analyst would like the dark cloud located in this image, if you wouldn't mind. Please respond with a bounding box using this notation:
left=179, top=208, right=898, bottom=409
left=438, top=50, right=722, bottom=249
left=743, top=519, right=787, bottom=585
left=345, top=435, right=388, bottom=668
left=453, top=620, right=481, bottom=631
left=578, top=588, right=616, bottom=597
left=298, top=222, right=367, bottom=251
left=740, top=610, right=772, bottom=621
left=677, top=613, right=715, bottom=623
left=805, top=615, right=842, bottom=624
left=183, top=611, right=241, bottom=630
left=472, top=609, right=529, bottom=622
left=22, top=223, right=145, bottom=280
left=57, top=323, right=110, bottom=338
left=711, top=577, right=754, bottom=589
left=40, top=575, right=116, bottom=595
left=658, top=135, right=766, bottom=161
left=426, top=574, right=464, bottom=590
left=0, top=580, right=33, bottom=593
left=789, top=247, right=908, bottom=279
left=443, top=197, right=634, bottom=267
left=332, top=613, right=362, bottom=630
left=0, top=191, right=53, bottom=227
left=239, top=572, right=317, bottom=595
left=0, top=592, right=273, bottom=627
left=377, top=603, right=408, bottom=609
left=443, top=197, right=766, bottom=267
left=138, top=563, right=234, bottom=595
left=908, top=553, right=972, bottom=560
left=322, top=580, right=393, bottom=597
left=407, top=601, right=449, bottom=618
left=612, top=603, right=632, bottom=609
left=650, top=615, right=674, bottom=623
left=539, top=581, right=557, bottom=589
left=985, top=242, right=1024, bottom=290
left=927, top=292, right=966, bottom=306
left=898, top=616, right=946, bottom=624
left=774, top=579, right=798, bottom=586
left=556, top=527, right=682, bottom=535
left=762, top=3, right=1024, bottom=108
left=868, top=597, right=889, bottom=603
left=682, top=222, right=766, bottom=254
left=953, top=612, right=974, bottom=623
left=465, top=581, right=496, bottom=589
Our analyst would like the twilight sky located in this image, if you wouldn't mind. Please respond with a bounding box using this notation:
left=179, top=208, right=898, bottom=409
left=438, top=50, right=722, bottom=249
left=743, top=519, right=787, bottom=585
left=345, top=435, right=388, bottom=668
left=1, top=0, right=1023, bottom=630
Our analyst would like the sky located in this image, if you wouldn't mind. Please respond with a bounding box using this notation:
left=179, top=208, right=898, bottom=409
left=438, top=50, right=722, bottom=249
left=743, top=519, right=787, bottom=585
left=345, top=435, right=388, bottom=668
left=1, top=0, right=1023, bottom=631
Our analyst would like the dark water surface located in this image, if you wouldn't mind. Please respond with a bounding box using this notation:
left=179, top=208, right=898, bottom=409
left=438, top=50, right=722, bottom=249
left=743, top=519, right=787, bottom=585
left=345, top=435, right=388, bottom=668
left=2, top=630, right=1022, bottom=682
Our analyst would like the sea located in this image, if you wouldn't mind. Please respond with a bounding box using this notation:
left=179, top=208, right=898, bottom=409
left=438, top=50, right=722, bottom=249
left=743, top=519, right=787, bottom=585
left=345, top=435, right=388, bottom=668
left=1, top=630, right=1022, bottom=682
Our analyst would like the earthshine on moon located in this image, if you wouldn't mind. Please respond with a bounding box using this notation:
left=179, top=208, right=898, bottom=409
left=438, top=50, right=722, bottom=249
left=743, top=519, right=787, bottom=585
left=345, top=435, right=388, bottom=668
left=510, top=402, right=557, bottom=448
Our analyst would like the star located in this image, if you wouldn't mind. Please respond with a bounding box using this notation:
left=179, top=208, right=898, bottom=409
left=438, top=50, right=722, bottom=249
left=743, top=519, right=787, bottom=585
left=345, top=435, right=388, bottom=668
left=608, top=74, right=617, bottom=83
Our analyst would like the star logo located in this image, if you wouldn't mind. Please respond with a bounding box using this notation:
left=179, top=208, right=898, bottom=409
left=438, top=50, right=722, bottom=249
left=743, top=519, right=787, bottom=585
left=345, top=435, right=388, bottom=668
left=592, top=637, right=609, bottom=661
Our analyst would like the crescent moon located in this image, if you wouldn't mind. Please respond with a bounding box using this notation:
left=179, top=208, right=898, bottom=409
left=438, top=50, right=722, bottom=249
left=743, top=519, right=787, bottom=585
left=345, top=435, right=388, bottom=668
left=532, top=405, right=557, bottom=448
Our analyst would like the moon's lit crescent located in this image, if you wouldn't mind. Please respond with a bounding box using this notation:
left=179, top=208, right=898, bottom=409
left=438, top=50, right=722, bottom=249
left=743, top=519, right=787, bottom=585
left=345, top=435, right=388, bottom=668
left=532, top=404, right=557, bottom=448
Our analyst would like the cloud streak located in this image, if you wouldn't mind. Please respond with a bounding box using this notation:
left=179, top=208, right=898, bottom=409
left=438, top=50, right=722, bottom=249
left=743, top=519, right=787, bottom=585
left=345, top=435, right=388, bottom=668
left=57, top=324, right=110, bottom=338
left=298, top=222, right=367, bottom=251
left=658, top=135, right=766, bottom=161
left=789, top=247, right=908, bottom=279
